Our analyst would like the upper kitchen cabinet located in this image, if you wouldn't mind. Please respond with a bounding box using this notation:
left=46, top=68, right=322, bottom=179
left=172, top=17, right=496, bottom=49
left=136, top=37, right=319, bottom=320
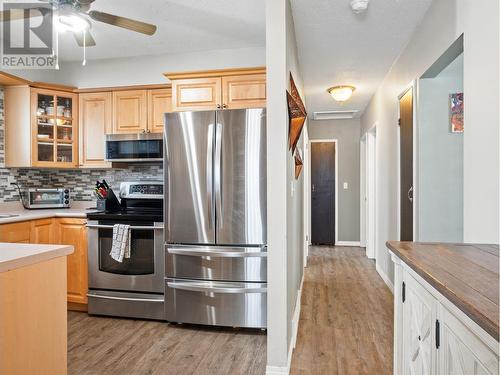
left=148, top=88, right=172, bottom=133
left=165, top=67, right=266, bottom=112
left=79, top=92, right=112, bottom=168
left=4, top=85, right=78, bottom=168
left=112, top=90, right=148, bottom=133
left=170, top=77, right=222, bottom=112
left=222, top=74, right=266, bottom=109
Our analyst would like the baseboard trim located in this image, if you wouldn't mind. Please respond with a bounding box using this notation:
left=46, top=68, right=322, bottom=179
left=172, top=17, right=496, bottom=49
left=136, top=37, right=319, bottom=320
left=266, top=274, right=304, bottom=375
left=376, top=264, right=394, bottom=293
left=336, top=241, right=361, bottom=247
left=266, top=366, right=289, bottom=375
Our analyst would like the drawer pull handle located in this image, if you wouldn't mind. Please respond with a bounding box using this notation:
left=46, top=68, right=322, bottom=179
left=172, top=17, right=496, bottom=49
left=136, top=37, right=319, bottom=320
left=167, top=282, right=267, bottom=294
left=167, top=248, right=267, bottom=258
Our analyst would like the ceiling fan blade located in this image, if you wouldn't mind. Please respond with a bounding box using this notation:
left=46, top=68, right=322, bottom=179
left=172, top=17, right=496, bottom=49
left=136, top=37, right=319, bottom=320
left=73, top=30, right=96, bottom=47
left=0, top=8, right=45, bottom=22
left=88, top=11, right=157, bottom=35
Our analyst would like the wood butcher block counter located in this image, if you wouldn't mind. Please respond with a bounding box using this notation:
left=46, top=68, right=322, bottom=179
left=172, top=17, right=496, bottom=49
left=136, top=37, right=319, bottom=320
left=0, top=242, right=73, bottom=375
left=387, top=241, right=499, bottom=341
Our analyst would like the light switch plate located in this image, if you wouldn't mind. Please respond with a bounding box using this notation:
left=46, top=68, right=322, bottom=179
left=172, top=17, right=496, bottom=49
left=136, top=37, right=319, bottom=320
left=343, top=182, right=349, bottom=190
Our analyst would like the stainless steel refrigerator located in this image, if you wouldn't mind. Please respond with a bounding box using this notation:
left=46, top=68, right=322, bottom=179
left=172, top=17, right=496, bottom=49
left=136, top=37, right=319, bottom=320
left=164, top=108, right=267, bottom=328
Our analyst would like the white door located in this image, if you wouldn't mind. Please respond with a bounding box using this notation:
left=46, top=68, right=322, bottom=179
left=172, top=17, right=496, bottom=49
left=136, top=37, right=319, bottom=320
left=439, top=308, right=498, bottom=375
left=403, top=274, right=436, bottom=375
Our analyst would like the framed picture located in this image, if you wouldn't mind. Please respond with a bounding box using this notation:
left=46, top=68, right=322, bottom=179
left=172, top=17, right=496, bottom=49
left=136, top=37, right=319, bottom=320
left=450, top=92, right=464, bottom=133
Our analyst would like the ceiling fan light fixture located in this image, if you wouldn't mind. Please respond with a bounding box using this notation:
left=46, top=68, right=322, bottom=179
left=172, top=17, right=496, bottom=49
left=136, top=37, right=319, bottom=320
left=55, top=14, right=90, bottom=33
left=327, top=85, right=356, bottom=102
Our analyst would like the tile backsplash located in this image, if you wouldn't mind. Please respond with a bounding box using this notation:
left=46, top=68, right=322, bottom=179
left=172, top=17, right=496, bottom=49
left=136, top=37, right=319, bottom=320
left=0, top=89, right=163, bottom=203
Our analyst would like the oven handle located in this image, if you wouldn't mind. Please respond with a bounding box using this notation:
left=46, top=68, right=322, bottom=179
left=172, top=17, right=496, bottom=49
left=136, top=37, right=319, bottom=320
left=87, top=293, right=164, bottom=303
left=167, top=281, right=267, bottom=294
left=86, top=224, right=164, bottom=230
left=167, top=247, right=267, bottom=258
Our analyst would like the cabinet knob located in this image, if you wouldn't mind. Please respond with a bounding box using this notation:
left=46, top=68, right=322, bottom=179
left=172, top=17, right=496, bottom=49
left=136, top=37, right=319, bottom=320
left=222, top=104, right=228, bottom=109
left=142, top=129, right=146, bottom=133
left=216, top=104, right=221, bottom=109
left=146, top=129, right=151, bottom=133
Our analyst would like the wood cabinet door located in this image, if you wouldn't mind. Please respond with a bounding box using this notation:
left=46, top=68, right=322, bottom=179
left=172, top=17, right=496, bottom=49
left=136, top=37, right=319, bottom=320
left=147, top=88, right=172, bottom=133
left=56, top=218, right=88, bottom=305
left=222, top=74, right=266, bottom=109
left=171, top=77, right=221, bottom=112
left=79, top=92, right=112, bottom=168
left=31, top=88, right=79, bottom=168
left=439, top=308, right=498, bottom=375
left=0, top=221, right=31, bottom=243
left=30, top=219, right=54, bottom=244
left=112, top=90, right=147, bottom=133
left=403, top=274, right=437, bottom=375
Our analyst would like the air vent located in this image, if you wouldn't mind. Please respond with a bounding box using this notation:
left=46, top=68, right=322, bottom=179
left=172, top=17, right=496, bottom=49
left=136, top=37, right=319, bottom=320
left=313, top=110, right=359, bottom=120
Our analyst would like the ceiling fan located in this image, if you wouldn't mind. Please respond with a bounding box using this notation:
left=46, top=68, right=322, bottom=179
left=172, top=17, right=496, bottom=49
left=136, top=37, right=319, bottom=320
left=0, top=0, right=157, bottom=47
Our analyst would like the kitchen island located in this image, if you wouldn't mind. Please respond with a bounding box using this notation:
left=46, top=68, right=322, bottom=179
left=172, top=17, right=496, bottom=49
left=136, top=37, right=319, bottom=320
left=0, top=242, right=73, bottom=375
left=387, top=241, right=499, bottom=375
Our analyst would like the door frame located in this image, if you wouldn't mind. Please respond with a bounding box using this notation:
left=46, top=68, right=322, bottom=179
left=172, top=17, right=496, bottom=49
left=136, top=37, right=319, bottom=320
left=309, top=139, right=338, bottom=246
left=362, top=125, right=377, bottom=260
left=397, top=81, right=419, bottom=241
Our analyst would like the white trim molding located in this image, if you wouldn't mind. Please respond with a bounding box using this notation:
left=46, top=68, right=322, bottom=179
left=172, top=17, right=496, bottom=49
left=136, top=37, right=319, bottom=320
left=336, top=241, right=361, bottom=247
left=376, top=264, right=394, bottom=293
left=266, top=274, right=304, bottom=375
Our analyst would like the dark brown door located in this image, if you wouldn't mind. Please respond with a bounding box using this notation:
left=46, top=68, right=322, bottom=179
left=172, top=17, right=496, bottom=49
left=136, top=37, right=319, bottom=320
left=311, top=142, right=335, bottom=245
left=399, top=88, right=413, bottom=241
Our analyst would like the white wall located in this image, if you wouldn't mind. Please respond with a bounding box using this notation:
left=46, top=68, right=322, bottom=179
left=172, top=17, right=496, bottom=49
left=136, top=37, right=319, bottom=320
left=266, top=0, right=305, bottom=372
left=361, top=0, right=500, bottom=285
left=308, top=118, right=361, bottom=242
left=419, top=54, right=464, bottom=242
left=9, top=46, right=266, bottom=88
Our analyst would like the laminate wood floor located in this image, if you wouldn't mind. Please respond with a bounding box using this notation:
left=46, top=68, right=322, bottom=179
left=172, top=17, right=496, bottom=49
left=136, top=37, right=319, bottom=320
left=290, top=246, right=394, bottom=375
left=68, top=312, right=266, bottom=375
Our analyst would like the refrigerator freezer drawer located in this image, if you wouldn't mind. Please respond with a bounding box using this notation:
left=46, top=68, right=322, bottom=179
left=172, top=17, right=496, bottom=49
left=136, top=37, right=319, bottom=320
left=165, top=278, right=267, bottom=328
left=166, top=245, right=267, bottom=282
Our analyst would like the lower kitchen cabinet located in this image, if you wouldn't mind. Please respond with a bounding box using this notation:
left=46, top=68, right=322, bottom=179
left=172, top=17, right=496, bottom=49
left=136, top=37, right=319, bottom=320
left=0, top=221, right=31, bottom=243
left=30, top=218, right=55, bottom=244
left=392, top=255, right=499, bottom=375
left=56, top=218, right=88, bottom=306
left=0, top=217, right=88, bottom=309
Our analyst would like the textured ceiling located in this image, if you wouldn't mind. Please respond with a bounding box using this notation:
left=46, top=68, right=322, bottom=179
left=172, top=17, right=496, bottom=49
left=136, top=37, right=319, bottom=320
left=5, top=0, right=265, bottom=61
left=290, top=0, right=433, bottom=116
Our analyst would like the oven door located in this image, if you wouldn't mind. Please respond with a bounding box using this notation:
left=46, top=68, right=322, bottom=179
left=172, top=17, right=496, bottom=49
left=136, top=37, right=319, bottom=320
left=87, top=220, right=164, bottom=293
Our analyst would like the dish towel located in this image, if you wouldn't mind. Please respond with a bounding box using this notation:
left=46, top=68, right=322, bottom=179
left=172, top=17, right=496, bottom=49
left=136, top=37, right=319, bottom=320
left=110, top=224, right=131, bottom=263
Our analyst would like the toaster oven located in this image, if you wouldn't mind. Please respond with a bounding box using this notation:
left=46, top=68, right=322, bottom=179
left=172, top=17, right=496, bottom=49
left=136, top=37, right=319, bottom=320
left=26, top=188, right=70, bottom=209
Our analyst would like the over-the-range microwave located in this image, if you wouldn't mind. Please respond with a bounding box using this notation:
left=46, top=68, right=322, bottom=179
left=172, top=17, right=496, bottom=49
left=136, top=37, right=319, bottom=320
left=105, top=133, right=163, bottom=162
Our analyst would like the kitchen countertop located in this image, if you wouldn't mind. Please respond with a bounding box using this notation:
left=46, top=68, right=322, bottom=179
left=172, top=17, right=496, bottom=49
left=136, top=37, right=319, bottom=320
left=387, top=241, right=500, bottom=341
left=0, top=242, right=74, bottom=273
left=0, top=201, right=98, bottom=224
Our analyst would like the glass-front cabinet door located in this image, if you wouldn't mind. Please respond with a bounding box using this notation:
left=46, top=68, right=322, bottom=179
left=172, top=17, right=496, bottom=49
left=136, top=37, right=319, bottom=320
left=32, top=88, right=78, bottom=167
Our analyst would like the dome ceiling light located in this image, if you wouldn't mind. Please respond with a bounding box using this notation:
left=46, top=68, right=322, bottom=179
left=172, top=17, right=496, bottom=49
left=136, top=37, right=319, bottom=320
left=327, top=85, right=356, bottom=102
left=351, top=0, right=369, bottom=14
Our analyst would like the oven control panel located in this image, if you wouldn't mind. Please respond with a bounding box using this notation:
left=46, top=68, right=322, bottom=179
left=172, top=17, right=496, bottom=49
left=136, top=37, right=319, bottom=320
left=120, top=182, right=163, bottom=199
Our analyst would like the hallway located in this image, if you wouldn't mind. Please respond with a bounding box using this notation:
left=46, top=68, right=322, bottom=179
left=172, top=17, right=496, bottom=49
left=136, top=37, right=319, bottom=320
left=290, top=246, right=393, bottom=375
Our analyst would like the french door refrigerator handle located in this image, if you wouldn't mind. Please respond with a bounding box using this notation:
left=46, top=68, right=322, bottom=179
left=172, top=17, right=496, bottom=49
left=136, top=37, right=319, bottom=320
left=207, top=123, right=214, bottom=229
left=215, top=121, right=223, bottom=229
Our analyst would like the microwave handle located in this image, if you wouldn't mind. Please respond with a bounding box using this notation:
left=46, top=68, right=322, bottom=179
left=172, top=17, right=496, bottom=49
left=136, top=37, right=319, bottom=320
left=86, top=224, right=164, bottom=230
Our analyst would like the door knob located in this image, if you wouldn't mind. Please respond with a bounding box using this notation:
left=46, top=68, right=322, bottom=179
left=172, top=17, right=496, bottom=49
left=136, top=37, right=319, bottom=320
left=407, top=186, right=413, bottom=203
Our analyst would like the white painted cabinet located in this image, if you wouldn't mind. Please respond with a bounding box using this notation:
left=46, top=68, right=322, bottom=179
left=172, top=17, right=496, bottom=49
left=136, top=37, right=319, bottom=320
left=403, top=274, right=437, bottom=375
left=392, top=254, right=499, bottom=375
left=439, top=309, right=498, bottom=375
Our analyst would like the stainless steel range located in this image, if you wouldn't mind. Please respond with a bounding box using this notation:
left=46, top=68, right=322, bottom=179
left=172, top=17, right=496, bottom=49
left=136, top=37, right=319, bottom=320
left=164, top=108, right=267, bottom=328
left=86, top=182, right=164, bottom=320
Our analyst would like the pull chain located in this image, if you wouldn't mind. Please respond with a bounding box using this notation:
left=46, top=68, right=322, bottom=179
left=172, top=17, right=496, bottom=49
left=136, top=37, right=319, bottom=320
left=82, top=30, right=87, bottom=66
